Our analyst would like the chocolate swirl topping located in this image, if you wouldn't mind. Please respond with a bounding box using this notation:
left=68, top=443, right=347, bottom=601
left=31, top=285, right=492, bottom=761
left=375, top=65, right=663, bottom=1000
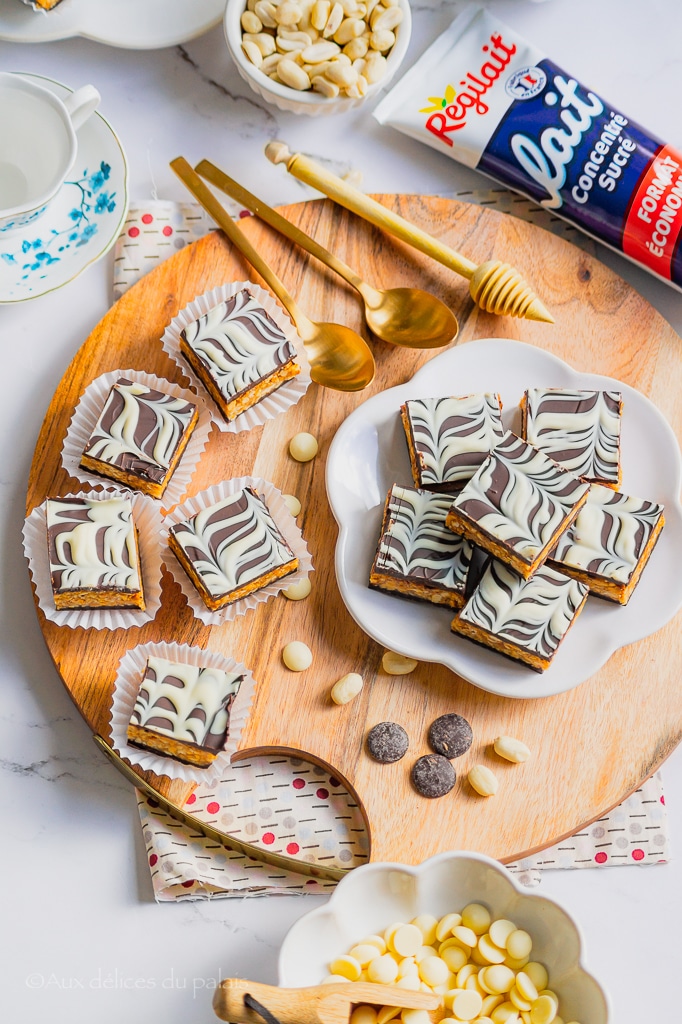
left=129, top=657, right=243, bottom=750
left=375, top=484, right=473, bottom=591
left=46, top=496, right=141, bottom=593
left=459, top=560, right=588, bottom=657
left=181, top=289, right=296, bottom=401
left=169, top=487, right=295, bottom=599
left=403, top=393, right=505, bottom=488
left=82, top=378, right=197, bottom=483
left=452, top=432, right=590, bottom=561
left=552, top=484, right=664, bottom=584
left=524, top=388, right=622, bottom=484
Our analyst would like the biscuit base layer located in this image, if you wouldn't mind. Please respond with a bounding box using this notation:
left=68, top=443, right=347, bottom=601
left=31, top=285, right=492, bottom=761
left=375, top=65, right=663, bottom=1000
left=168, top=532, right=298, bottom=611
left=127, top=723, right=217, bottom=768
left=369, top=571, right=466, bottom=609
left=548, top=514, right=665, bottom=606
left=80, top=406, right=199, bottom=499
left=180, top=338, right=300, bottom=422
left=451, top=589, right=588, bottom=673
left=445, top=492, right=588, bottom=580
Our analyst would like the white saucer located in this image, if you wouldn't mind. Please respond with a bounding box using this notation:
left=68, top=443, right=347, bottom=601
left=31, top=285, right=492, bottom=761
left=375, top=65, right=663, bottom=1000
left=0, top=0, right=224, bottom=48
left=0, top=73, right=128, bottom=304
left=325, top=339, right=682, bottom=699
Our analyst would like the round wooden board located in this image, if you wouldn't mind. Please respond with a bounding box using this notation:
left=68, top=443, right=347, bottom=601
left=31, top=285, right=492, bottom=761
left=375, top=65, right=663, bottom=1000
left=26, top=195, right=682, bottom=867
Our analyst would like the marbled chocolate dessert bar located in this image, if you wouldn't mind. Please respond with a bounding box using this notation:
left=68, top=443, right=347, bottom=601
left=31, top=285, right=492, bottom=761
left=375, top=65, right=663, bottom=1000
left=401, top=393, right=505, bottom=492
left=80, top=378, right=198, bottom=499
left=445, top=432, right=590, bottom=578
left=451, top=560, right=588, bottom=672
left=370, top=484, right=473, bottom=608
left=180, top=289, right=300, bottom=421
left=46, top=495, right=145, bottom=610
left=127, top=657, right=243, bottom=767
left=522, top=388, right=623, bottom=487
left=548, top=484, right=665, bottom=605
left=168, top=486, right=298, bottom=611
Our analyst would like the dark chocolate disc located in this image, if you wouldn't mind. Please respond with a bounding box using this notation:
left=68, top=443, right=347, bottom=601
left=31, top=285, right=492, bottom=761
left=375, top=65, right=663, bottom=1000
left=367, top=722, right=409, bottom=763
left=428, top=713, right=473, bottom=759
left=411, top=754, right=456, bottom=798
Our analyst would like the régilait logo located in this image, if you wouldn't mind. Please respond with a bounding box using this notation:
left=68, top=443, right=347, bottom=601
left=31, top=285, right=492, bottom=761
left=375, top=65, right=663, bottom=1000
left=420, top=32, right=517, bottom=146
left=505, top=66, right=547, bottom=100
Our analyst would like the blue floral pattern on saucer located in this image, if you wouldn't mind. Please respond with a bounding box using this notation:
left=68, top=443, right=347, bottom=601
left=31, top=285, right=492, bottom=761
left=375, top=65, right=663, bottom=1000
left=0, top=74, right=128, bottom=303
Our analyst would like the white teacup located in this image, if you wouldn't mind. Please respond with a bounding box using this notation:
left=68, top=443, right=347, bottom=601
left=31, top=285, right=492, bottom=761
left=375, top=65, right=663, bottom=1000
left=0, top=73, right=101, bottom=233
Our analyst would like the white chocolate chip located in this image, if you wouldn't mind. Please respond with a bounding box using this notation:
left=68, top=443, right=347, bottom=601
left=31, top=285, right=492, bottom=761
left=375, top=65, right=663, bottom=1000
left=282, top=577, right=311, bottom=601
left=289, top=431, right=319, bottom=461
left=282, top=640, right=313, bottom=670
left=494, top=736, right=531, bottom=763
left=524, top=964, right=548, bottom=993
left=506, top=931, right=532, bottom=961
left=451, top=990, right=483, bottom=1021
left=330, top=954, right=362, bottom=981
left=351, top=1008, right=378, bottom=1024
left=348, top=943, right=381, bottom=966
left=468, top=765, right=499, bottom=797
left=382, top=650, right=418, bottom=675
left=462, top=903, right=491, bottom=935
left=331, top=672, right=364, bottom=705
left=368, top=954, right=399, bottom=984
left=489, top=920, right=517, bottom=950
left=282, top=493, right=301, bottom=516
left=392, top=923, right=423, bottom=957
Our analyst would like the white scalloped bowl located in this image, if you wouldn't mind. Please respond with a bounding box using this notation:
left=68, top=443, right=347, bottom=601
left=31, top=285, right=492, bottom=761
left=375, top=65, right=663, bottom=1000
left=279, top=852, right=610, bottom=1022
left=224, top=0, right=412, bottom=116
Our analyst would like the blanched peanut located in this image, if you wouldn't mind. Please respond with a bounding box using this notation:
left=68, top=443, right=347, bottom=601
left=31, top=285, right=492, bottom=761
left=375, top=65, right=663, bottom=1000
left=244, top=30, right=277, bottom=54
left=311, top=0, right=331, bottom=29
left=331, top=672, right=363, bottom=705
left=282, top=577, right=311, bottom=601
left=277, top=58, right=311, bottom=88
left=242, top=39, right=263, bottom=65
left=344, top=34, right=368, bottom=58
left=274, top=1, right=303, bottom=25
left=370, top=28, right=395, bottom=51
left=334, top=16, right=365, bottom=43
left=494, top=735, right=531, bottom=763
left=322, top=1, right=344, bottom=36
left=382, top=650, right=418, bottom=675
left=370, top=3, right=402, bottom=30
left=254, top=0, right=278, bottom=27
left=241, top=10, right=263, bottom=32
left=364, top=50, right=388, bottom=82
left=468, top=765, right=499, bottom=797
left=345, top=73, right=367, bottom=98
left=312, top=74, right=340, bottom=96
left=260, top=52, right=286, bottom=73
left=301, top=39, right=340, bottom=61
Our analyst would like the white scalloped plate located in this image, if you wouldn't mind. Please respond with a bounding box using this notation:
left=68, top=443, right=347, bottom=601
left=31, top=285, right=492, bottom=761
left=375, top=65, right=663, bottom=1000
left=326, top=339, right=682, bottom=699
left=0, top=0, right=223, bottom=48
left=279, top=852, right=610, bottom=1023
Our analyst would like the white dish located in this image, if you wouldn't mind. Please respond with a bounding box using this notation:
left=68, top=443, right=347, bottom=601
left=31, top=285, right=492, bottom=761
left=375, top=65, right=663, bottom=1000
left=326, top=339, right=682, bottom=699
left=0, top=73, right=128, bottom=303
left=0, top=0, right=224, bottom=48
left=279, top=851, right=610, bottom=1024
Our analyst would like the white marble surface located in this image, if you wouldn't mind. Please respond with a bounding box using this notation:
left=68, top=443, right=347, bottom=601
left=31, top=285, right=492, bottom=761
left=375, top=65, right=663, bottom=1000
left=1, top=1, right=681, bottom=1021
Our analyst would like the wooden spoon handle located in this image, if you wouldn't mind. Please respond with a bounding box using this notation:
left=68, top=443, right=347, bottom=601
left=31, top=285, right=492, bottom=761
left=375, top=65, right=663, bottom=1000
left=213, top=979, right=440, bottom=1024
left=280, top=150, right=477, bottom=280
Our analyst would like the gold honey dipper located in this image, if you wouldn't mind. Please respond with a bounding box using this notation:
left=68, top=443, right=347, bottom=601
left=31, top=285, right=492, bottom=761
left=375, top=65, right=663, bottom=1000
left=265, top=142, right=554, bottom=325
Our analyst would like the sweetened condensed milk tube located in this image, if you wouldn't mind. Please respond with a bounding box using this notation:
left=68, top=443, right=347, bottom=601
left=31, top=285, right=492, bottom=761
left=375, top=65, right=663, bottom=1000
left=374, top=4, right=682, bottom=290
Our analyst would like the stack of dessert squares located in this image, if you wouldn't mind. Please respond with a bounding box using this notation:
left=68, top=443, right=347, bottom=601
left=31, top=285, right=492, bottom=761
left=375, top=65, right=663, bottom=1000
left=370, top=389, right=665, bottom=672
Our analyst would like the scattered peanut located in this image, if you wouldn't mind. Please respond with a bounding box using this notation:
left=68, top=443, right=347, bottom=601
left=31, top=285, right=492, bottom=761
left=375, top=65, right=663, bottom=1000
left=238, top=0, right=402, bottom=98
left=331, top=672, right=364, bottom=704
left=494, top=735, right=531, bottom=763
left=381, top=650, right=418, bottom=675
left=468, top=765, right=499, bottom=797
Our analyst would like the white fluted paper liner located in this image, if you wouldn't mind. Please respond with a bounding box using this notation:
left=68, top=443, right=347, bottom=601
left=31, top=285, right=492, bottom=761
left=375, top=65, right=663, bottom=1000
left=61, top=369, right=213, bottom=512
left=110, top=641, right=256, bottom=785
left=163, top=476, right=313, bottom=625
left=22, top=487, right=163, bottom=631
left=161, top=281, right=312, bottom=434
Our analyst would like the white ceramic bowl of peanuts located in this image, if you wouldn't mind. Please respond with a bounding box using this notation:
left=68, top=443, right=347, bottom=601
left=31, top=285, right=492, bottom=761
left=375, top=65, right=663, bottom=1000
left=224, top=0, right=412, bottom=115
left=279, top=852, right=610, bottom=1023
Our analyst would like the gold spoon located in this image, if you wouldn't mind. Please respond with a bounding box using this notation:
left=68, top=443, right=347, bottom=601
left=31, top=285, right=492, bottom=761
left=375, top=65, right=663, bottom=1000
left=195, top=159, right=459, bottom=351
left=170, top=157, right=375, bottom=393
left=266, top=142, right=554, bottom=324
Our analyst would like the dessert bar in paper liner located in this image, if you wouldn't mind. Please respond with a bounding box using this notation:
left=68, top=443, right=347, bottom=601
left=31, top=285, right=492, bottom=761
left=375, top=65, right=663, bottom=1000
left=61, top=369, right=213, bottom=511
left=161, top=281, right=311, bottom=434
left=22, top=487, right=163, bottom=631
left=109, top=641, right=255, bottom=786
left=162, top=476, right=313, bottom=625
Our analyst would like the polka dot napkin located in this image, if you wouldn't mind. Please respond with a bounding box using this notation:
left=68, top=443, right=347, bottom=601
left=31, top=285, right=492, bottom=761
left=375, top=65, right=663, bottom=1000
left=114, top=199, right=671, bottom=900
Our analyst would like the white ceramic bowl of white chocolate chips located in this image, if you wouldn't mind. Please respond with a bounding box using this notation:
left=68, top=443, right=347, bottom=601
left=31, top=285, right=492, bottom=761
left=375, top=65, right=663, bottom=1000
left=279, top=852, right=610, bottom=1024
left=224, top=0, right=412, bottom=115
